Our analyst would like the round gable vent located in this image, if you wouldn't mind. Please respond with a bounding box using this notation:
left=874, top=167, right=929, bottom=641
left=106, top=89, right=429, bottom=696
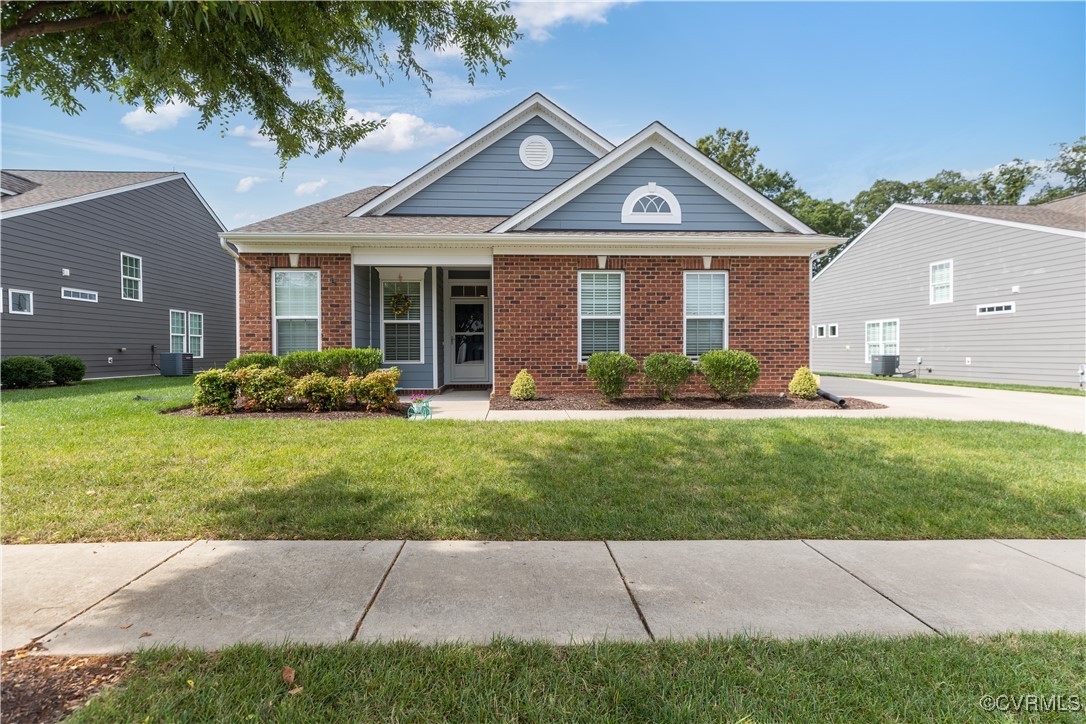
left=519, top=135, right=554, bottom=170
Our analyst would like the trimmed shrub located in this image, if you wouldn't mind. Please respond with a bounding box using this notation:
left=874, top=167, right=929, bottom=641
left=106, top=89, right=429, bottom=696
left=586, top=352, right=639, bottom=401
left=46, top=354, right=86, bottom=385
left=293, top=372, right=347, bottom=412
left=346, top=367, right=401, bottom=411
left=319, top=348, right=383, bottom=379
left=641, top=352, right=695, bottom=402
left=698, top=349, right=761, bottom=401
left=225, top=353, right=280, bottom=372
left=509, top=369, right=537, bottom=401
left=280, top=351, right=323, bottom=378
left=193, top=369, right=239, bottom=415
left=788, top=367, right=820, bottom=400
left=1, top=356, right=54, bottom=389
left=235, top=365, right=293, bottom=412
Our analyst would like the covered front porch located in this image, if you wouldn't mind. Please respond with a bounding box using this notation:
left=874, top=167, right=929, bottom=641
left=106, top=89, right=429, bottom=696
left=353, top=262, right=494, bottom=393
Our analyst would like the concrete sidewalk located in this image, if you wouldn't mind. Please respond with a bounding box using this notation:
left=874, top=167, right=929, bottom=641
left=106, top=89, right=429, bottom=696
left=411, top=382, right=1085, bottom=432
left=3, top=539, right=1082, bottom=654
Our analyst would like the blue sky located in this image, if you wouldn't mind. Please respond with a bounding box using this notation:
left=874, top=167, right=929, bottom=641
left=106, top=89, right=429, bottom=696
left=3, top=1, right=1083, bottom=228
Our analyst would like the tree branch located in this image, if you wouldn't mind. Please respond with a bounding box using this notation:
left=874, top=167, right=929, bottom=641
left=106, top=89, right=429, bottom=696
left=2, top=9, right=130, bottom=47
left=19, top=2, right=74, bottom=25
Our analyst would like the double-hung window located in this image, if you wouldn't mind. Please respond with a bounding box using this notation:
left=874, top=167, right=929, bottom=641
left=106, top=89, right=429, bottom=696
left=684, top=272, right=727, bottom=357
left=929, top=260, right=952, bottom=304
left=578, top=271, right=623, bottom=362
left=121, top=253, right=143, bottom=301
left=865, top=319, right=899, bottom=362
left=378, top=267, right=425, bottom=364
left=273, top=270, right=320, bottom=355
left=188, top=312, right=204, bottom=358
left=170, top=310, right=187, bottom=353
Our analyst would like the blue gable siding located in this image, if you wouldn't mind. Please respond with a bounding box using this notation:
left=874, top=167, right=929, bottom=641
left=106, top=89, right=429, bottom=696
left=387, top=117, right=598, bottom=216
left=530, top=148, right=770, bottom=231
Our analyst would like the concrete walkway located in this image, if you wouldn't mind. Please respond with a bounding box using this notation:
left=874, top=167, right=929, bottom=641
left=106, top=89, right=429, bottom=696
left=3, top=539, right=1082, bottom=653
left=410, top=381, right=1085, bottom=432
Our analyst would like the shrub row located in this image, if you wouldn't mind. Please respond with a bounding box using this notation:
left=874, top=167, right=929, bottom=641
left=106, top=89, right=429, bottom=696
left=194, top=365, right=400, bottom=415
left=224, top=348, right=383, bottom=379
left=1, top=354, right=86, bottom=388
left=586, top=350, right=761, bottom=401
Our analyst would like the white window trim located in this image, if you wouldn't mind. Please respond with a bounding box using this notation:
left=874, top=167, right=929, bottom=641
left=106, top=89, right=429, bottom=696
left=188, top=311, right=205, bottom=359
left=828, top=323, right=839, bottom=338
left=929, top=259, right=953, bottom=305
left=61, top=287, right=98, bottom=303
left=621, top=182, right=682, bottom=225
left=815, top=325, right=826, bottom=338
left=271, top=269, right=322, bottom=355
left=864, top=318, right=900, bottom=363
left=8, top=288, right=33, bottom=315
left=577, top=270, right=625, bottom=364
left=121, top=252, right=143, bottom=302
left=169, top=309, right=188, bottom=353
left=376, top=266, right=426, bottom=365
left=682, top=271, right=728, bottom=359
left=977, top=302, right=1016, bottom=316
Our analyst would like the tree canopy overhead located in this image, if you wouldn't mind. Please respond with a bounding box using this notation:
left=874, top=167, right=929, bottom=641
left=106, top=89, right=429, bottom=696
left=2, top=0, right=518, bottom=165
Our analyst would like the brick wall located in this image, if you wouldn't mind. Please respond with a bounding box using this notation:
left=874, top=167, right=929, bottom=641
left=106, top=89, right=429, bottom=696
left=492, top=254, right=808, bottom=394
left=237, top=253, right=352, bottom=354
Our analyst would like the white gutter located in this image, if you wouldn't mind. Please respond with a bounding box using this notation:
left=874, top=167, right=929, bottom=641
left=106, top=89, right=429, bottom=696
left=219, top=237, right=240, bottom=259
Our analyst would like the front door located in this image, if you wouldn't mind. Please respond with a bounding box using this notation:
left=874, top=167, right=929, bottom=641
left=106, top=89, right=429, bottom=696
left=450, top=298, right=489, bottom=383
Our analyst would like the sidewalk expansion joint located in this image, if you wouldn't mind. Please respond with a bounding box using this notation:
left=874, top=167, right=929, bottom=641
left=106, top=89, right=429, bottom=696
left=31, top=538, right=201, bottom=646
left=801, top=540, right=942, bottom=636
left=604, top=541, right=655, bottom=642
left=350, top=539, right=406, bottom=642
left=991, top=539, right=1085, bottom=579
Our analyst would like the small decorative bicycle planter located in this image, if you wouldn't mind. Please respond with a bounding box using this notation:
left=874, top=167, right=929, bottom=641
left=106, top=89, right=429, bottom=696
left=407, top=394, right=432, bottom=421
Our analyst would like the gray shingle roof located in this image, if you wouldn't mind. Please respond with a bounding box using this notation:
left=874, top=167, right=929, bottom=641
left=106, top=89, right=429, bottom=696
left=915, top=194, right=1085, bottom=233
left=0, top=170, right=179, bottom=212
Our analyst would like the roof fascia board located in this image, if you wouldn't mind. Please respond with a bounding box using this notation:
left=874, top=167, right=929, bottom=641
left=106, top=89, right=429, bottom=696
left=349, top=94, right=614, bottom=218
left=0, top=174, right=186, bottom=220
left=493, top=122, right=815, bottom=234
left=811, top=203, right=1086, bottom=284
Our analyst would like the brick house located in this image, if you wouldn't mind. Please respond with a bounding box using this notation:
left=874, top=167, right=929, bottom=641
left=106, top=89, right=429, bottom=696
left=222, top=94, right=837, bottom=394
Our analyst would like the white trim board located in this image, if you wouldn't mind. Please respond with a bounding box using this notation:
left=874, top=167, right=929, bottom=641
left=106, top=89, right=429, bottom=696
left=812, top=203, right=1086, bottom=283
left=0, top=174, right=226, bottom=230
left=492, top=121, right=817, bottom=235
left=350, top=93, right=614, bottom=217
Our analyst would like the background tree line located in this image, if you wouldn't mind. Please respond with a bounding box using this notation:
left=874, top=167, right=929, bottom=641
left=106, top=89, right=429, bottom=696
left=696, top=129, right=1086, bottom=274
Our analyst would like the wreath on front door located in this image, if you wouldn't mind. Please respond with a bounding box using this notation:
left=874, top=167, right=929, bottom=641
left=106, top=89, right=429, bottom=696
left=389, top=292, right=413, bottom=317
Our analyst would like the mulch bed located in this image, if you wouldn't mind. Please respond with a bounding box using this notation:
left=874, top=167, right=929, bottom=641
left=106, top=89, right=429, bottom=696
left=1, top=648, right=130, bottom=724
left=490, top=393, right=886, bottom=411
left=165, top=404, right=407, bottom=419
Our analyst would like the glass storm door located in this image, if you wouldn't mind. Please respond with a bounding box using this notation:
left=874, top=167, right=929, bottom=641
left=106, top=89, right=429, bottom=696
left=451, top=300, right=488, bottom=382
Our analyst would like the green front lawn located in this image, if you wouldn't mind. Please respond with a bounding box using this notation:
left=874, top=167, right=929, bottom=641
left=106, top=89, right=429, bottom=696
left=2, top=377, right=1084, bottom=542
left=73, top=635, right=1086, bottom=722
left=817, top=371, right=1086, bottom=396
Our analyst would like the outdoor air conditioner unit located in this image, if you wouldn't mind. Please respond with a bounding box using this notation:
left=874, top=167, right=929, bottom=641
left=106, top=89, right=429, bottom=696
left=160, top=352, right=194, bottom=376
left=870, top=355, right=899, bottom=376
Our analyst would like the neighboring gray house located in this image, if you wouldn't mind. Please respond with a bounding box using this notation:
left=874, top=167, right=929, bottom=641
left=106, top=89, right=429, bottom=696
left=810, top=194, right=1086, bottom=388
left=1, top=170, right=235, bottom=379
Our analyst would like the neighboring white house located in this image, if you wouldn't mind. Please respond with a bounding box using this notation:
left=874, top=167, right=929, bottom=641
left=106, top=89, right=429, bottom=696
left=810, top=194, right=1086, bottom=388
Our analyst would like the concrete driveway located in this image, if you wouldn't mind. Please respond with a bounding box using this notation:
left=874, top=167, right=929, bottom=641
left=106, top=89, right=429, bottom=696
left=817, top=377, right=1085, bottom=433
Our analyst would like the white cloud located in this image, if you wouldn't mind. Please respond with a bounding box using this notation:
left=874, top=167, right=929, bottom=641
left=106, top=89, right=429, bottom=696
left=294, top=178, right=328, bottom=196
left=120, top=98, right=196, bottom=133
left=235, top=176, right=266, bottom=193
left=228, top=124, right=277, bottom=150
left=346, top=110, right=462, bottom=152
left=428, top=72, right=512, bottom=106
left=232, top=212, right=260, bottom=225
left=512, top=1, right=630, bottom=41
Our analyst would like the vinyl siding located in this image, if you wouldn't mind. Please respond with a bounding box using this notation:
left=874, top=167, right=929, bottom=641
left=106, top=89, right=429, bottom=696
left=387, top=117, right=598, bottom=216
left=0, top=178, right=234, bottom=378
left=810, top=207, right=1086, bottom=388
left=531, top=148, right=770, bottom=231
left=364, top=267, right=434, bottom=389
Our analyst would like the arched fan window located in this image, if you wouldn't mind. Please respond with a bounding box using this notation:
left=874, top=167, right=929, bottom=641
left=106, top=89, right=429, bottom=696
left=621, top=183, right=682, bottom=224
